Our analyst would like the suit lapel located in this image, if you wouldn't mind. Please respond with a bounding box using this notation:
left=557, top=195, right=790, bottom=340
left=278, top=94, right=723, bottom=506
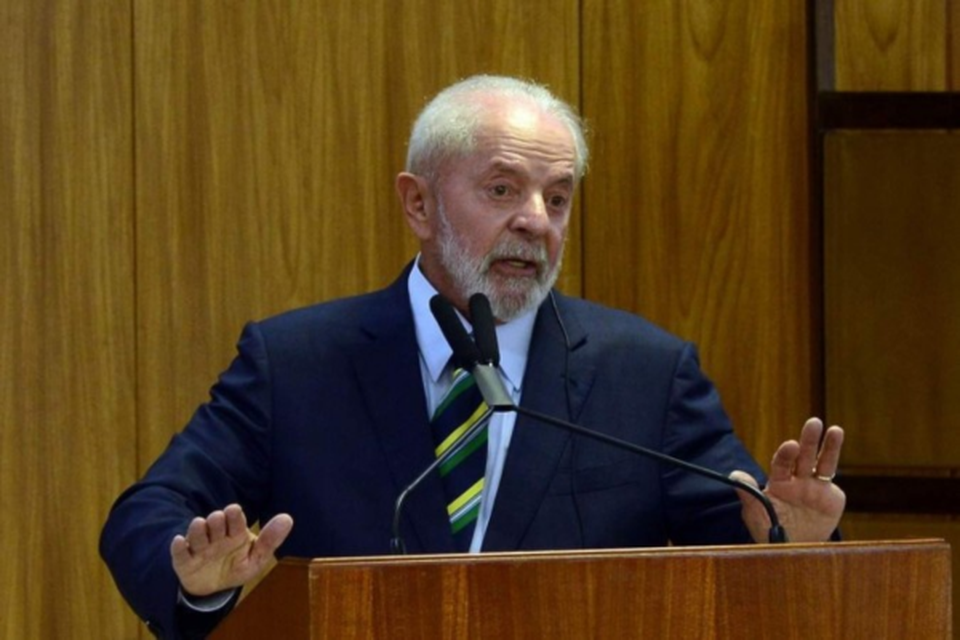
left=354, top=271, right=456, bottom=554
left=483, top=293, right=595, bottom=551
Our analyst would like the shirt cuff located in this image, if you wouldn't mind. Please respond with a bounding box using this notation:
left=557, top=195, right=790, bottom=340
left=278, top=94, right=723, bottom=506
left=178, top=587, right=238, bottom=612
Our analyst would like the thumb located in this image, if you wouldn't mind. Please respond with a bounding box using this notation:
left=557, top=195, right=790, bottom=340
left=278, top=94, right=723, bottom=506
left=250, top=514, right=294, bottom=562
left=729, top=469, right=759, bottom=490
left=729, top=470, right=762, bottom=507
left=729, top=470, right=770, bottom=542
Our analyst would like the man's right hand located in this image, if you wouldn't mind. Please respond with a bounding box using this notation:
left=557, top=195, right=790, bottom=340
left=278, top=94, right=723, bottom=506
left=170, top=504, right=294, bottom=597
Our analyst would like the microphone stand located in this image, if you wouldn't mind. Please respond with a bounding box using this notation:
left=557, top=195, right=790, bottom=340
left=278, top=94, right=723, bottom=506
left=390, top=406, right=495, bottom=554
left=463, top=293, right=787, bottom=545
left=498, top=404, right=788, bottom=544
left=399, top=292, right=788, bottom=555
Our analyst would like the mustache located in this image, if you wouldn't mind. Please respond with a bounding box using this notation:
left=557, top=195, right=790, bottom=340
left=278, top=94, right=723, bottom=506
left=481, top=238, right=549, bottom=273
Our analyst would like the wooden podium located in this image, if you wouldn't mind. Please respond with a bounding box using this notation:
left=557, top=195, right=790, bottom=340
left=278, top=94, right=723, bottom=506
left=210, top=540, right=952, bottom=639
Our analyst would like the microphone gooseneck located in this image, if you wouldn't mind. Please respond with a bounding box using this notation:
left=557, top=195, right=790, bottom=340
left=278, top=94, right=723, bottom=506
left=390, top=403, right=493, bottom=554
left=458, top=292, right=788, bottom=545
left=508, top=405, right=787, bottom=543
left=390, top=292, right=787, bottom=554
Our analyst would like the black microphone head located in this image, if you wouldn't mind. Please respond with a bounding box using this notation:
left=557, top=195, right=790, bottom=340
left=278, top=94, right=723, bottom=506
left=430, top=294, right=481, bottom=369
left=469, top=293, right=500, bottom=367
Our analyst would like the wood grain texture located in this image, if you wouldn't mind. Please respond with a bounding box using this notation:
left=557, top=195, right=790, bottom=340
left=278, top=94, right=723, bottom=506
left=212, top=542, right=953, bottom=638
left=4, top=0, right=951, bottom=636
left=824, top=132, right=960, bottom=468
left=581, top=1, right=816, bottom=459
left=842, top=513, right=960, bottom=636
left=952, top=1, right=960, bottom=90
left=133, top=0, right=580, bottom=467
left=834, top=0, right=948, bottom=91
left=0, top=1, right=138, bottom=638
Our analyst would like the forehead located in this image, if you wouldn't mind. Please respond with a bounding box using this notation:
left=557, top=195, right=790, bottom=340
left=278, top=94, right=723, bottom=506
left=463, top=102, right=576, bottom=177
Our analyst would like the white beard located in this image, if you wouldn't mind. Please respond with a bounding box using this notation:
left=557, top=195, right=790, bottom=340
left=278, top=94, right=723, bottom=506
left=435, top=201, right=563, bottom=322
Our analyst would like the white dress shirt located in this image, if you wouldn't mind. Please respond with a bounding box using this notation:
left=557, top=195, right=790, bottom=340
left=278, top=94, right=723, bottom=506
left=407, top=257, right=536, bottom=552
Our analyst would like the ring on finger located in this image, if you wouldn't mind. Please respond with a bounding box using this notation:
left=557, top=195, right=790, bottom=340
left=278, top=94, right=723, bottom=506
left=812, top=469, right=835, bottom=482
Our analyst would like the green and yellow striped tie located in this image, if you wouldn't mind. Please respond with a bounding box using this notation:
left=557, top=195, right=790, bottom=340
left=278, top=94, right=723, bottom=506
left=432, top=367, right=491, bottom=550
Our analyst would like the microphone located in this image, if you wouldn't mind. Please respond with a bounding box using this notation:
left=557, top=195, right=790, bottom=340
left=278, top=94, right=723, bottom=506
left=469, top=293, right=500, bottom=366
left=431, top=294, right=512, bottom=410
left=455, top=293, right=788, bottom=545
left=389, top=295, right=497, bottom=554
left=429, top=295, right=480, bottom=368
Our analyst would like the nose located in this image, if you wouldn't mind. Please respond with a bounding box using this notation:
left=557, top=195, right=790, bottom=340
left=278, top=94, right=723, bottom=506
left=510, top=194, right=549, bottom=236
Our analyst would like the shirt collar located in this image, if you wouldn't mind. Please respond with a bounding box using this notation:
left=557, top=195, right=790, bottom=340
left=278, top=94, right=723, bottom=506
left=408, top=255, right=537, bottom=392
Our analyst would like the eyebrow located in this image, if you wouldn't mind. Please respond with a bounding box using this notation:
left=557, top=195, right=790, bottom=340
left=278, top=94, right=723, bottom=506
left=483, top=161, right=524, bottom=178
left=483, top=162, right=576, bottom=188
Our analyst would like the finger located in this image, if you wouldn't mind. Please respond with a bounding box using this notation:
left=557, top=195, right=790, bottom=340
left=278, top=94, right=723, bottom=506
left=794, top=417, right=824, bottom=478
left=170, top=534, right=192, bottom=564
left=768, top=439, right=800, bottom=483
left=250, top=514, right=295, bottom=563
left=814, top=425, right=845, bottom=478
left=205, top=510, right=227, bottom=542
left=223, top=504, right=248, bottom=538
left=184, top=516, right=211, bottom=552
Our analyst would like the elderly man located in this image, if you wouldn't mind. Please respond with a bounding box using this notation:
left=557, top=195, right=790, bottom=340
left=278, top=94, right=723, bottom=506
left=101, top=75, right=845, bottom=639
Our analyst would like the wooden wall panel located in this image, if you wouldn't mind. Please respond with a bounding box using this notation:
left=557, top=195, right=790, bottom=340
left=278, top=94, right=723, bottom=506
left=0, top=1, right=137, bottom=638
left=581, top=1, right=816, bottom=459
left=133, top=0, right=580, bottom=467
left=834, top=0, right=949, bottom=91
left=952, top=2, right=960, bottom=90
left=824, top=132, right=960, bottom=468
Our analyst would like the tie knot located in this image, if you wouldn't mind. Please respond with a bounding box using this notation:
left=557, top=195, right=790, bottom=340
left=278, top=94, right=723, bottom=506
left=434, top=369, right=476, bottom=421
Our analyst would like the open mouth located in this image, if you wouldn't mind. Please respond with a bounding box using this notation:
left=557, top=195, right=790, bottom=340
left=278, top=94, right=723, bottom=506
left=490, top=257, right=540, bottom=278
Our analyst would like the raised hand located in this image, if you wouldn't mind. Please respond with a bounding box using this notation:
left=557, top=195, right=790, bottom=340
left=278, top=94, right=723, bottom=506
left=730, top=417, right=846, bottom=543
left=170, top=504, right=294, bottom=597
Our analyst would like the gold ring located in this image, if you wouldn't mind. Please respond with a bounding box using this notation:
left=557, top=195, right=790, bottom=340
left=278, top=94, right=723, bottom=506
left=814, top=472, right=835, bottom=482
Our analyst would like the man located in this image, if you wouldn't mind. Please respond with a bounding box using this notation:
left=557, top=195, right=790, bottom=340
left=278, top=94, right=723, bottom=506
left=101, top=75, right=845, bottom=639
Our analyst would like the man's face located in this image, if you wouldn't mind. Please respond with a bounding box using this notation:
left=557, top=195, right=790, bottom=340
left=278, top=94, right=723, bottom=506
left=420, top=102, right=577, bottom=321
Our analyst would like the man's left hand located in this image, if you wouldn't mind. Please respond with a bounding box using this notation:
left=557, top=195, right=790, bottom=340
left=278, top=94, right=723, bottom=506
left=730, top=417, right=846, bottom=543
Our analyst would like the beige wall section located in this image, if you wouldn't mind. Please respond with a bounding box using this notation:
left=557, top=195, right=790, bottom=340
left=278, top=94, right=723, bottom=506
left=824, top=132, right=960, bottom=469
left=0, top=1, right=138, bottom=639
left=133, top=0, right=581, bottom=468
left=834, top=0, right=951, bottom=91
left=581, top=1, right=816, bottom=459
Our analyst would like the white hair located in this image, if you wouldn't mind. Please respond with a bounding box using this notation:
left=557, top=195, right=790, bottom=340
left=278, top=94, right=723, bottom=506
left=405, top=75, right=589, bottom=183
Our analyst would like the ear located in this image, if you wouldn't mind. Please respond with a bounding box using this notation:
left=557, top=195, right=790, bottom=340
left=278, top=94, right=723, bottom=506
left=396, top=172, right=436, bottom=240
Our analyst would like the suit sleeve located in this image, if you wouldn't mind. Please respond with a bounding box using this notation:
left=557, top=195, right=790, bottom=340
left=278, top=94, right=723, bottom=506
left=99, top=322, right=273, bottom=639
left=660, top=343, right=767, bottom=545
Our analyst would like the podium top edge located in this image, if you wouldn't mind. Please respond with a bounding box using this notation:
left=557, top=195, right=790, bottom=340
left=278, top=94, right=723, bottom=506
left=280, top=538, right=950, bottom=569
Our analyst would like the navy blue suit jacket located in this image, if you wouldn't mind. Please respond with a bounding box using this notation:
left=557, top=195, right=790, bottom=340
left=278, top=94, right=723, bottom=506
left=101, top=268, right=764, bottom=638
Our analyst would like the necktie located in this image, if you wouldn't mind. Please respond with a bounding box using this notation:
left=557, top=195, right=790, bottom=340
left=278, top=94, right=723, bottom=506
left=432, top=367, right=491, bottom=550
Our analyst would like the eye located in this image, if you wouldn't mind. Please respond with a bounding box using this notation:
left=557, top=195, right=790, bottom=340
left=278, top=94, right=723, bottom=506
left=489, top=184, right=511, bottom=197
left=548, top=194, right=569, bottom=208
